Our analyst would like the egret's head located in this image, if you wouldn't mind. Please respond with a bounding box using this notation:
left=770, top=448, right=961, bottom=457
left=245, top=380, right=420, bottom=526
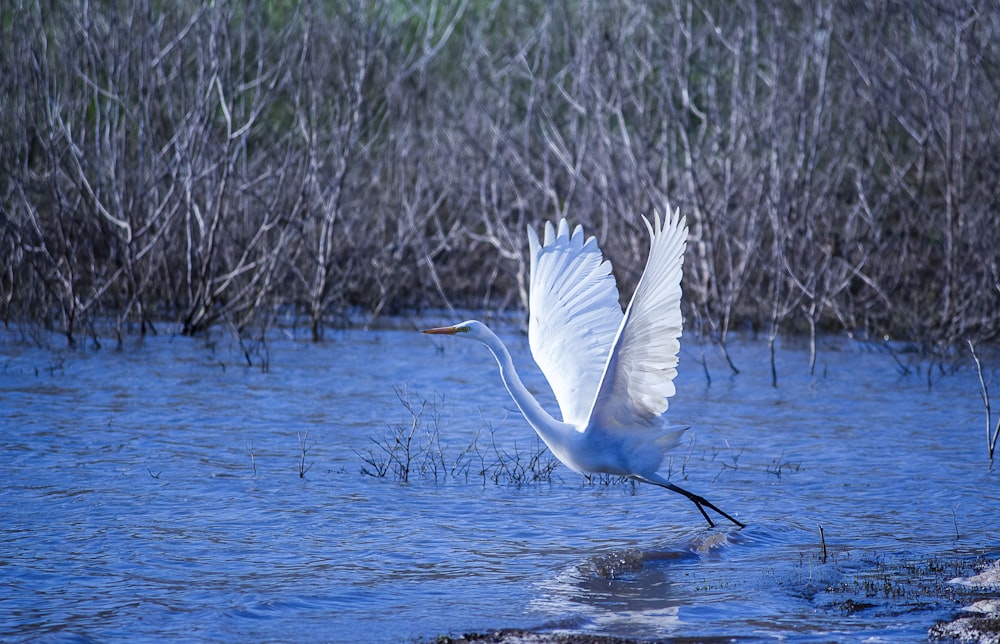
left=421, top=320, right=485, bottom=339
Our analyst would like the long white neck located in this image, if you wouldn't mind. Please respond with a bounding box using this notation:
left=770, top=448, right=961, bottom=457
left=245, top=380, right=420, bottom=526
left=475, top=327, right=574, bottom=448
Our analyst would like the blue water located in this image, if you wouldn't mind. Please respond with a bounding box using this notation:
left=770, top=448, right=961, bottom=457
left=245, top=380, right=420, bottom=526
left=1, top=320, right=997, bottom=642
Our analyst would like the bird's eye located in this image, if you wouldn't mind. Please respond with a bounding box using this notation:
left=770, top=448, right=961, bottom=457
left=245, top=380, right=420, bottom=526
left=458, top=325, right=471, bottom=333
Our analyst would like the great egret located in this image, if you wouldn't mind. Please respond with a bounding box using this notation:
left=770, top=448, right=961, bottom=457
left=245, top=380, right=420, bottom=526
left=423, top=209, right=743, bottom=528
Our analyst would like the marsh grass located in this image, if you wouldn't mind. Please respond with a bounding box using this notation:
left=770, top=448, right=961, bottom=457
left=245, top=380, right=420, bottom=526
left=359, top=389, right=801, bottom=491
left=356, top=390, right=560, bottom=487
left=782, top=545, right=996, bottom=632
left=823, top=554, right=991, bottom=605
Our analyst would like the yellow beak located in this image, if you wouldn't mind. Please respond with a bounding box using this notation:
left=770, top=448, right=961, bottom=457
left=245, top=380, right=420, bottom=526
left=421, top=326, right=459, bottom=335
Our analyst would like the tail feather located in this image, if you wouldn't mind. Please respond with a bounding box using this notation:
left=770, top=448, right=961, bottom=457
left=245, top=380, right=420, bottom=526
left=656, top=424, right=688, bottom=452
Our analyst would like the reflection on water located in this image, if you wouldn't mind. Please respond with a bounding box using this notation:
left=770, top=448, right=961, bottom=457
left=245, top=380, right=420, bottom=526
left=1, top=323, right=997, bottom=642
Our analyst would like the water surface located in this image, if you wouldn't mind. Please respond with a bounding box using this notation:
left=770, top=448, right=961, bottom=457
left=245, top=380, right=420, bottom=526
left=1, top=322, right=997, bottom=641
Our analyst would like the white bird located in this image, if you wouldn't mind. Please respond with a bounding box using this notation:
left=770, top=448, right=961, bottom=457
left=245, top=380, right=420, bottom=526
left=423, top=209, right=743, bottom=528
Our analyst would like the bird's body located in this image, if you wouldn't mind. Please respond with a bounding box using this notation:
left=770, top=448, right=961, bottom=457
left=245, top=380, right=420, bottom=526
left=424, top=209, right=742, bottom=528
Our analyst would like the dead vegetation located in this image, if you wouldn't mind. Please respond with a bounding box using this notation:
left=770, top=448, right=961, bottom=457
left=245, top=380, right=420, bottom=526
left=356, top=386, right=560, bottom=486
left=2, top=1, right=998, bottom=350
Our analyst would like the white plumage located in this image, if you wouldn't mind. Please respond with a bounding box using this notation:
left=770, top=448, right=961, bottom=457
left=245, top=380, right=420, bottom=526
left=424, top=207, right=742, bottom=528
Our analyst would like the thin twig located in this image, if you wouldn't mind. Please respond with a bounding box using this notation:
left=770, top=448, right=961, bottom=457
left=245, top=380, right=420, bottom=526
left=968, top=340, right=1000, bottom=461
left=298, top=431, right=315, bottom=478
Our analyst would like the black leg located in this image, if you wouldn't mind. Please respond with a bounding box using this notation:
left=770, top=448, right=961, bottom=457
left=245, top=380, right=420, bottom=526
left=640, top=477, right=746, bottom=528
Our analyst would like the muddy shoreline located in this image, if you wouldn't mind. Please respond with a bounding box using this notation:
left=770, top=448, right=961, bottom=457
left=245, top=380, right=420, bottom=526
left=432, top=560, right=1000, bottom=644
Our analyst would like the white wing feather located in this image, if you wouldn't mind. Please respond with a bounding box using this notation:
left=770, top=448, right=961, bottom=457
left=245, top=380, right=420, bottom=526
left=588, top=209, right=687, bottom=431
left=528, top=219, right=623, bottom=427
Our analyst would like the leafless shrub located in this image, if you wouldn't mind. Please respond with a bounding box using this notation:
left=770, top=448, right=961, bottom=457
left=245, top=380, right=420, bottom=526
left=2, top=1, right=998, bottom=353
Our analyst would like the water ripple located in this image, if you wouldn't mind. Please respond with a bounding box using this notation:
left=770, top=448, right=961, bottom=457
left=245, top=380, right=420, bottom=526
left=1, top=329, right=996, bottom=642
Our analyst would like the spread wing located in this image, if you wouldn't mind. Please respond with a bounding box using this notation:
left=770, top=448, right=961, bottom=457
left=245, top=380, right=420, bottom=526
left=587, top=209, right=687, bottom=431
left=527, top=219, right=623, bottom=427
